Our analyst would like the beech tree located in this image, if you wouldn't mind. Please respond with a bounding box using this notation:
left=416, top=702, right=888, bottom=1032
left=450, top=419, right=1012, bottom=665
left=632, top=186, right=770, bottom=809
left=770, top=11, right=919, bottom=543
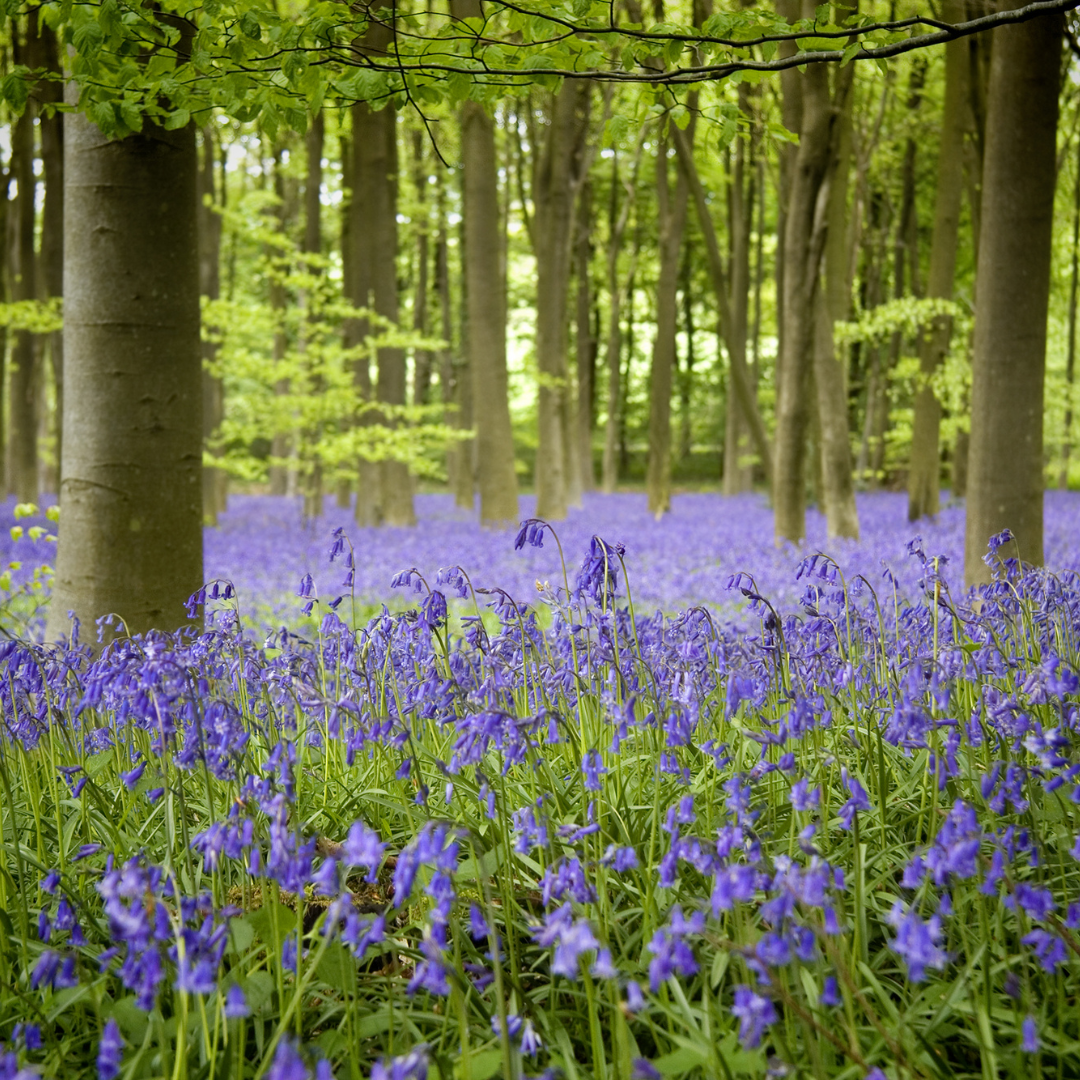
left=47, top=109, right=202, bottom=641
left=964, top=3, right=1061, bottom=583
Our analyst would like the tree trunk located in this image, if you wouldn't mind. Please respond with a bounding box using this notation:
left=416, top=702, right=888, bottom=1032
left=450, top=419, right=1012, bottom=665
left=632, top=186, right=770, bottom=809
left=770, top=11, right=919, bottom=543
left=348, top=84, right=414, bottom=526
left=575, top=178, right=597, bottom=493
left=1061, top=132, right=1080, bottom=490
left=813, top=63, right=859, bottom=541
left=908, top=0, right=968, bottom=520
left=302, top=111, right=325, bottom=521
left=411, top=129, right=433, bottom=408
left=48, top=110, right=202, bottom=641
left=773, top=11, right=833, bottom=545
left=646, top=130, right=691, bottom=518
left=8, top=88, right=37, bottom=502
left=679, top=245, right=695, bottom=463
left=964, top=6, right=1061, bottom=584
left=267, top=144, right=291, bottom=497
left=601, top=148, right=640, bottom=493
left=460, top=92, right=519, bottom=525
left=451, top=207, right=474, bottom=509
left=532, top=81, right=590, bottom=520
left=671, top=126, right=773, bottom=490
left=36, top=19, right=63, bottom=491
left=723, top=83, right=755, bottom=495
left=198, top=127, right=226, bottom=526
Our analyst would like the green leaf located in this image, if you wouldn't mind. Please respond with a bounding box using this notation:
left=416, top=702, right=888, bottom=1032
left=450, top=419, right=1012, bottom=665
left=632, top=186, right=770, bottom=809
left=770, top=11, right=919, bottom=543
left=841, top=41, right=860, bottom=66
left=240, top=11, right=262, bottom=40
left=163, top=108, right=190, bottom=130
left=455, top=1051, right=501, bottom=1080
left=653, top=1047, right=706, bottom=1076
left=2, top=70, right=30, bottom=114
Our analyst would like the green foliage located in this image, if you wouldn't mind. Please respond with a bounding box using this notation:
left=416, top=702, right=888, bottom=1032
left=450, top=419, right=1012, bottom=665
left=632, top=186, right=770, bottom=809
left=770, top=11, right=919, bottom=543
left=205, top=192, right=469, bottom=490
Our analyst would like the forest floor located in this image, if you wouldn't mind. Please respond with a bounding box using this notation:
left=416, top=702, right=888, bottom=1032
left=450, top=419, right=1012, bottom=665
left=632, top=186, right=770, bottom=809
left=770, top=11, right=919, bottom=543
left=200, top=489, right=1080, bottom=628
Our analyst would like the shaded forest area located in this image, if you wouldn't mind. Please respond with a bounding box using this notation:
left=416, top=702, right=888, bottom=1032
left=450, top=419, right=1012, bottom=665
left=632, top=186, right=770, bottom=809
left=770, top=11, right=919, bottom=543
left=0, top=0, right=1073, bottom=637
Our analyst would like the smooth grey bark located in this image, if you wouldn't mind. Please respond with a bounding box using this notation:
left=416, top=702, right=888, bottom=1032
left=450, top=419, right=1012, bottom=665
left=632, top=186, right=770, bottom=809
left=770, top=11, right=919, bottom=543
left=908, top=0, right=968, bottom=521
left=8, top=84, right=37, bottom=502
left=601, top=147, right=641, bottom=493
left=646, top=130, right=691, bottom=518
left=198, top=127, right=227, bottom=526
left=813, top=62, right=859, bottom=541
left=410, top=129, right=433, bottom=407
left=460, top=93, right=519, bottom=526
left=1061, top=133, right=1080, bottom=489
left=37, top=19, right=63, bottom=487
left=267, top=144, right=292, bottom=497
left=723, top=83, right=756, bottom=495
left=773, top=18, right=832, bottom=545
left=47, top=111, right=202, bottom=641
left=964, top=5, right=1061, bottom=584
left=533, top=81, right=590, bottom=520
left=678, top=246, right=695, bottom=463
left=302, top=111, right=325, bottom=521
left=575, top=178, right=597, bottom=493
left=348, top=81, right=415, bottom=526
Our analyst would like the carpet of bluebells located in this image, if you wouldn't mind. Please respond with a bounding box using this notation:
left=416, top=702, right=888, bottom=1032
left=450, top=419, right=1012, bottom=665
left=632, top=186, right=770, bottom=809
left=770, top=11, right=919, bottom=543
left=2, top=494, right=1080, bottom=1080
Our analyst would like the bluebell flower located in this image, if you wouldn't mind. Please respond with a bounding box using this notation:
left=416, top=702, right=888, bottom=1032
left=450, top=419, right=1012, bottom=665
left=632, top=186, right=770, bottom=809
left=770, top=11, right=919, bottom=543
left=490, top=1014, right=523, bottom=1039
left=371, top=1047, right=429, bottom=1080
left=224, top=984, right=249, bottom=1018
left=631, top=1060, right=660, bottom=1080
left=96, top=1019, right=123, bottom=1080
left=266, top=1039, right=308, bottom=1080
left=1021, top=1015, right=1040, bottom=1053
left=519, top=1018, right=543, bottom=1056
left=886, top=903, right=948, bottom=982
left=731, top=985, right=777, bottom=1049
left=1022, top=929, right=1067, bottom=973
left=625, top=980, right=646, bottom=1012
left=838, top=770, right=870, bottom=831
left=819, top=976, right=841, bottom=1007
left=582, top=750, right=606, bottom=791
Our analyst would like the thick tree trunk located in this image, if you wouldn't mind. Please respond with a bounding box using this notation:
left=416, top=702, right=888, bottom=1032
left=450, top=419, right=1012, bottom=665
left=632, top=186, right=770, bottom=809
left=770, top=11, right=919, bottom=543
left=646, top=131, right=691, bottom=517
left=813, top=63, right=859, bottom=541
left=198, top=127, right=227, bottom=526
left=533, top=81, right=589, bottom=520
left=575, top=179, right=597, bottom=493
left=451, top=209, right=475, bottom=509
left=908, top=1, right=968, bottom=520
left=773, top=18, right=833, bottom=545
left=8, top=94, right=37, bottom=502
left=964, top=7, right=1061, bottom=583
left=460, top=94, right=519, bottom=525
left=48, top=111, right=202, bottom=641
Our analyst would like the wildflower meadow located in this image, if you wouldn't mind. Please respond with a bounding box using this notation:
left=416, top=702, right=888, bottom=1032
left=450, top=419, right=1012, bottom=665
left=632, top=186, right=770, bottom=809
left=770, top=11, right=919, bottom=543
left=2, top=493, right=1080, bottom=1080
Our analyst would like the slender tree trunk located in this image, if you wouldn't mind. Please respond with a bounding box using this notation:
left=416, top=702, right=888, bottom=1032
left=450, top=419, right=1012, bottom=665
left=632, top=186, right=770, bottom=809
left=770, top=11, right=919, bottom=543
left=724, top=83, right=755, bottom=495
left=458, top=77, right=519, bottom=525
left=1061, top=135, right=1080, bottom=490
left=451, top=208, right=475, bottom=509
left=37, top=20, right=63, bottom=490
left=348, top=81, right=415, bottom=525
left=679, top=246, right=695, bottom=463
left=646, top=130, right=691, bottom=517
left=267, top=144, right=291, bottom=497
left=198, top=127, right=226, bottom=526
left=48, top=110, right=202, bottom=641
left=601, top=148, right=641, bottom=493
left=533, top=81, right=590, bottom=520
left=965, top=6, right=1061, bottom=583
left=773, top=11, right=833, bottom=544
left=672, top=126, right=773, bottom=490
left=813, top=62, right=859, bottom=541
left=908, top=0, right=968, bottom=520
left=575, top=178, right=597, bottom=493
left=411, top=129, right=433, bottom=408
left=302, top=111, right=325, bottom=520
left=8, top=86, right=37, bottom=502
